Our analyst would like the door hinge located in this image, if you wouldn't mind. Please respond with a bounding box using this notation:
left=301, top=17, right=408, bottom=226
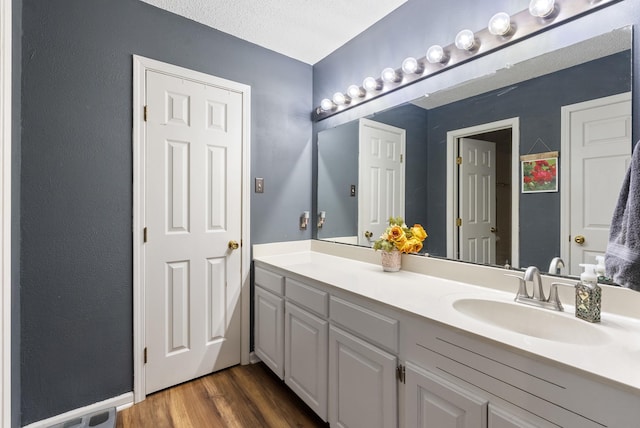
left=396, top=364, right=406, bottom=384
left=456, top=218, right=462, bottom=227
left=400, top=154, right=404, bottom=163
left=143, top=227, right=148, bottom=243
left=456, top=156, right=462, bottom=165
left=144, top=347, right=147, bottom=364
left=143, top=105, right=148, bottom=122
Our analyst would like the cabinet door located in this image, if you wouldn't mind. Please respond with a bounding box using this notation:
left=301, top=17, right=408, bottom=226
left=329, top=325, right=397, bottom=428
left=285, top=301, right=328, bottom=421
left=254, top=286, right=284, bottom=379
left=488, top=404, right=554, bottom=428
left=404, top=362, right=487, bottom=428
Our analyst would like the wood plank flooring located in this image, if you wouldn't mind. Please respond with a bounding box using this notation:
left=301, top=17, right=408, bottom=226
left=117, top=362, right=328, bottom=428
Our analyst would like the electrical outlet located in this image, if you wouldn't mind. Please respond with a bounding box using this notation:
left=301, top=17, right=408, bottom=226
left=255, top=178, right=264, bottom=193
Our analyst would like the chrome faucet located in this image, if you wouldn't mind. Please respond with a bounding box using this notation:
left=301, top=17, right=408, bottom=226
left=524, top=266, right=545, bottom=301
left=548, top=257, right=565, bottom=275
left=506, top=266, right=563, bottom=311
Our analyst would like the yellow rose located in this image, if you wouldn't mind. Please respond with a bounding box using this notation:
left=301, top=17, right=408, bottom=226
left=410, top=225, right=427, bottom=241
left=393, top=235, right=407, bottom=250
left=388, top=225, right=406, bottom=242
left=401, top=238, right=423, bottom=253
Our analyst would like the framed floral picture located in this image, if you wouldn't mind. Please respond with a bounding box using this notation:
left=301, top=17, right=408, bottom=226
left=521, top=155, right=558, bottom=193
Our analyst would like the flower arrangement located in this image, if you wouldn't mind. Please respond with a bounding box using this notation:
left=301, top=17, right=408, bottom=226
left=522, top=158, right=557, bottom=192
left=373, top=217, right=427, bottom=254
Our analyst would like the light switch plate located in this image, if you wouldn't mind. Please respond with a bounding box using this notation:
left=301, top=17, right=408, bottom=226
left=255, top=178, right=264, bottom=193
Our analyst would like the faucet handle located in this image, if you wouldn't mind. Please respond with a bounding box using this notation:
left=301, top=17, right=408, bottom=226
left=505, top=273, right=529, bottom=299
left=547, top=283, right=567, bottom=312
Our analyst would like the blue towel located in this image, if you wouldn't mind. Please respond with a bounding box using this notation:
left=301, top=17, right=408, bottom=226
left=606, top=143, right=640, bottom=290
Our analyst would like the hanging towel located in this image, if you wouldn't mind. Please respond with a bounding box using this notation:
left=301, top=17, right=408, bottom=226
left=606, top=142, right=640, bottom=291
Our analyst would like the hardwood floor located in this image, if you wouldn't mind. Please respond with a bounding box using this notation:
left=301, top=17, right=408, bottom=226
left=117, top=362, right=328, bottom=428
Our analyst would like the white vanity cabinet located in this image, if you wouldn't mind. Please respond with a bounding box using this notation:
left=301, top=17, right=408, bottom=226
left=254, top=263, right=401, bottom=427
left=328, top=295, right=399, bottom=428
left=284, top=278, right=329, bottom=421
left=254, top=267, right=285, bottom=378
left=254, top=245, right=640, bottom=428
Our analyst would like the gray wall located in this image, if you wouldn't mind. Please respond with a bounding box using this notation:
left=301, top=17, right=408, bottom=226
left=19, top=0, right=311, bottom=424
left=317, top=121, right=358, bottom=239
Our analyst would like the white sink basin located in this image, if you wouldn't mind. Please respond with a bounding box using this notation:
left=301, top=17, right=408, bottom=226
left=452, top=298, right=610, bottom=345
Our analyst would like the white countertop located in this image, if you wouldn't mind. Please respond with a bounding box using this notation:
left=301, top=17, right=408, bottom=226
left=253, top=242, right=640, bottom=394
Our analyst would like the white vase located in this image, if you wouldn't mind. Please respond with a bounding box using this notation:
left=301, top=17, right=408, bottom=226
left=381, top=249, right=401, bottom=272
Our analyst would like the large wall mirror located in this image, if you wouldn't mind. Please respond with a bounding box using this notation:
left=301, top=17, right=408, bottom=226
left=316, top=26, right=632, bottom=277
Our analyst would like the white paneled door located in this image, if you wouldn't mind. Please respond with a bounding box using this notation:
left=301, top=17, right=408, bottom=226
left=358, top=118, right=405, bottom=246
left=459, top=138, right=496, bottom=265
left=563, top=92, right=632, bottom=275
left=144, top=70, right=243, bottom=394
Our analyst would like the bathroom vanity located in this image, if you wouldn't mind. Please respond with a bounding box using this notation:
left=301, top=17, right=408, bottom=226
left=253, top=240, right=640, bottom=428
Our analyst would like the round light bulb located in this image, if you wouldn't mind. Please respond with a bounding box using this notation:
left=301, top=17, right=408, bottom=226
left=455, top=29, right=476, bottom=51
left=363, top=76, right=380, bottom=92
left=529, top=0, right=555, bottom=18
left=332, top=92, right=350, bottom=106
left=426, top=45, right=447, bottom=64
left=488, top=12, right=511, bottom=36
left=320, top=98, right=335, bottom=112
left=381, top=67, right=400, bottom=83
left=347, top=84, right=365, bottom=98
left=401, top=57, right=421, bottom=75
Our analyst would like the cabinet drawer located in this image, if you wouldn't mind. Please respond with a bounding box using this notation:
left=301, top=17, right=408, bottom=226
left=285, top=278, right=328, bottom=317
left=330, top=296, right=398, bottom=353
left=255, top=266, right=284, bottom=296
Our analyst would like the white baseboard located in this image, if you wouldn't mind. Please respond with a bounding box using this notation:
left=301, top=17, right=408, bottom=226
left=249, top=351, right=261, bottom=364
left=22, top=392, right=133, bottom=428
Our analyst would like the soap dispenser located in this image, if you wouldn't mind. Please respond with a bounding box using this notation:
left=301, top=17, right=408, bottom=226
left=594, top=255, right=613, bottom=284
left=595, top=256, right=606, bottom=278
left=576, top=264, right=601, bottom=323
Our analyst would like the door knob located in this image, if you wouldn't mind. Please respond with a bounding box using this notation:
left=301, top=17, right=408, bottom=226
left=490, top=227, right=497, bottom=233
left=574, top=235, right=585, bottom=245
left=364, top=231, right=373, bottom=239
left=228, top=240, right=240, bottom=250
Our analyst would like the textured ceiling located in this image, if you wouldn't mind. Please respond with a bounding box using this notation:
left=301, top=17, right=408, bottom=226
left=140, top=0, right=407, bottom=64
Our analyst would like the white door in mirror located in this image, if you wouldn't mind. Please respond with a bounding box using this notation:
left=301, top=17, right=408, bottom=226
left=459, top=138, right=497, bottom=265
left=564, top=92, right=632, bottom=275
left=358, top=118, right=406, bottom=247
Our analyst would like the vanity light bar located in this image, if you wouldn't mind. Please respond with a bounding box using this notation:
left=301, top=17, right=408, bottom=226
left=312, top=0, right=621, bottom=121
